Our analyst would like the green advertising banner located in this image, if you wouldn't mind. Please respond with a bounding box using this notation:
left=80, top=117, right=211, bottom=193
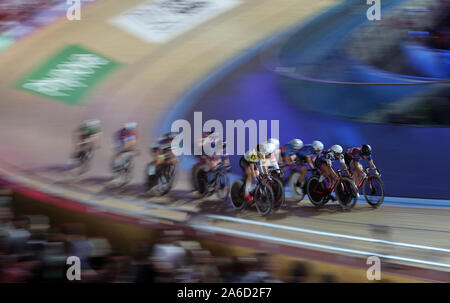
left=16, top=45, right=120, bottom=105
left=0, top=34, right=14, bottom=53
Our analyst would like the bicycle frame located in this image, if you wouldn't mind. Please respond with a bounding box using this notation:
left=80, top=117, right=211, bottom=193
left=312, top=169, right=346, bottom=196
left=209, top=163, right=228, bottom=185
left=243, top=174, right=268, bottom=204
left=355, top=167, right=380, bottom=191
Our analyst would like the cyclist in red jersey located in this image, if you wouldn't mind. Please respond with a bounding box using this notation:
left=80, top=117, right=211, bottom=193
left=344, top=144, right=378, bottom=192
left=111, top=122, right=139, bottom=169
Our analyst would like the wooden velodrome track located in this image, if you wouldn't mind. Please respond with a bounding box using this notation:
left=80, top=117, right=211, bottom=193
left=0, top=0, right=449, bottom=282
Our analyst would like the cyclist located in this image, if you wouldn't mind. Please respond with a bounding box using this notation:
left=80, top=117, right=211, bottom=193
left=260, top=142, right=281, bottom=177
left=158, top=132, right=177, bottom=150
left=153, top=132, right=179, bottom=166
left=280, top=139, right=303, bottom=167
left=293, top=140, right=324, bottom=195
left=267, top=138, right=281, bottom=163
left=111, top=122, right=139, bottom=171
left=202, top=140, right=231, bottom=191
left=314, top=144, right=350, bottom=191
left=71, top=119, right=102, bottom=164
left=240, top=143, right=271, bottom=202
left=193, top=130, right=219, bottom=164
left=147, top=133, right=179, bottom=188
left=344, top=144, right=378, bottom=188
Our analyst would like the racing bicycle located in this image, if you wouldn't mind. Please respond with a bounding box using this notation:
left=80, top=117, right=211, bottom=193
left=69, top=143, right=94, bottom=175
left=306, top=169, right=358, bottom=210
left=288, top=167, right=318, bottom=203
left=196, top=163, right=231, bottom=202
left=355, top=168, right=384, bottom=208
left=111, top=150, right=137, bottom=187
left=230, top=174, right=275, bottom=216
left=266, top=167, right=286, bottom=210
left=145, top=157, right=178, bottom=196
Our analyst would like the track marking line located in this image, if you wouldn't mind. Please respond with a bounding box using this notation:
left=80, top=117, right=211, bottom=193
left=190, top=223, right=450, bottom=269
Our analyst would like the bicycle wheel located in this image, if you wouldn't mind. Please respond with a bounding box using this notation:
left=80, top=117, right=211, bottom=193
left=230, top=179, right=247, bottom=211
left=254, top=182, right=274, bottom=217
left=167, top=163, right=176, bottom=179
left=215, top=171, right=230, bottom=202
left=363, top=175, right=384, bottom=208
left=271, top=177, right=285, bottom=210
left=79, top=151, right=92, bottom=175
left=196, top=169, right=208, bottom=197
left=192, top=165, right=201, bottom=192
left=288, top=170, right=305, bottom=202
left=145, top=163, right=157, bottom=190
left=155, top=164, right=175, bottom=196
left=122, top=166, right=133, bottom=186
left=306, top=176, right=327, bottom=207
left=336, top=177, right=357, bottom=211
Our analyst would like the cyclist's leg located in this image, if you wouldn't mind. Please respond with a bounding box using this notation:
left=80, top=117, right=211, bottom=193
left=244, top=163, right=256, bottom=200
left=74, top=133, right=89, bottom=156
left=328, top=166, right=337, bottom=187
left=319, top=162, right=331, bottom=185
left=123, top=139, right=136, bottom=154
left=239, top=156, right=246, bottom=174
left=205, top=157, right=218, bottom=185
left=318, top=162, right=325, bottom=181
left=313, top=162, right=328, bottom=195
left=192, top=155, right=206, bottom=183
left=74, top=141, right=85, bottom=159
left=344, top=154, right=355, bottom=182
left=352, top=161, right=363, bottom=186
left=111, top=141, right=126, bottom=171
left=297, top=159, right=308, bottom=185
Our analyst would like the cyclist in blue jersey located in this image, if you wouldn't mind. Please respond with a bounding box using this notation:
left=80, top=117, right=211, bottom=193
left=203, top=139, right=230, bottom=190
left=293, top=140, right=324, bottom=195
left=314, top=144, right=350, bottom=187
left=344, top=144, right=378, bottom=190
left=151, top=132, right=178, bottom=166
left=280, top=139, right=303, bottom=167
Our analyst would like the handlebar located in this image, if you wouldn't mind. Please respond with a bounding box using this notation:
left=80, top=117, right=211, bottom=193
left=215, top=162, right=231, bottom=172
left=120, top=150, right=139, bottom=157
left=336, top=169, right=352, bottom=177
left=366, top=167, right=381, bottom=176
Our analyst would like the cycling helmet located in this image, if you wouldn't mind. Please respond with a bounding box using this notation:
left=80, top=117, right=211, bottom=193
left=265, top=142, right=276, bottom=154
left=160, top=132, right=176, bottom=145
left=361, top=144, right=372, bottom=156
left=85, top=119, right=100, bottom=127
left=163, top=132, right=176, bottom=140
left=214, top=140, right=226, bottom=153
left=151, top=145, right=161, bottom=153
left=290, top=139, right=303, bottom=151
left=124, top=122, right=138, bottom=130
left=312, top=140, right=324, bottom=152
left=330, top=144, right=343, bottom=155
left=268, top=138, right=280, bottom=149
left=204, top=130, right=219, bottom=139
left=257, top=143, right=268, bottom=155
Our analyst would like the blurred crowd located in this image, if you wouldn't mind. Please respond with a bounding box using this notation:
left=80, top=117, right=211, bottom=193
left=0, top=0, right=60, bottom=32
left=0, top=186, right=340, bottom=283
left=348, top=0, right=450, bottom=74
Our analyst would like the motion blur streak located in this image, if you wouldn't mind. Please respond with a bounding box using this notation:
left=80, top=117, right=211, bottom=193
left=205, top=214, right=450, bottom=253
left=190, top=224, right=450, bottom=269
